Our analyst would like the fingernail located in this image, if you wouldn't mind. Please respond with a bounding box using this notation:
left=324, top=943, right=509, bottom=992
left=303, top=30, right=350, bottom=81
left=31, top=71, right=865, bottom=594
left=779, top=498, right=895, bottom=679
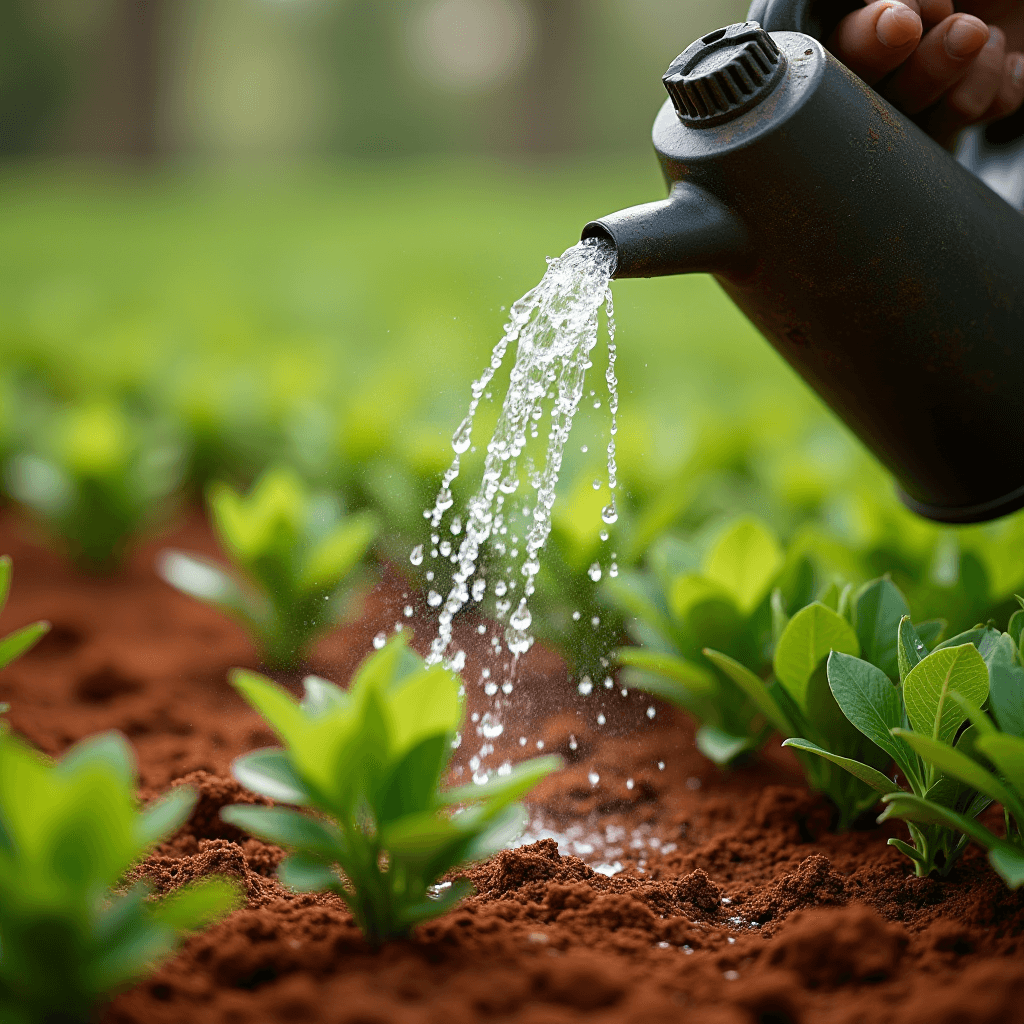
left=944, top=16, right=988, bottom=59
left=876, top=3, right=919, bottom=48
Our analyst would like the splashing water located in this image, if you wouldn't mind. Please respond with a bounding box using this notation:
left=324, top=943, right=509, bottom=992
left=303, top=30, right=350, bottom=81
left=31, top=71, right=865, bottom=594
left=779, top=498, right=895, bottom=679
left=419, top=237, right=618, bottom=667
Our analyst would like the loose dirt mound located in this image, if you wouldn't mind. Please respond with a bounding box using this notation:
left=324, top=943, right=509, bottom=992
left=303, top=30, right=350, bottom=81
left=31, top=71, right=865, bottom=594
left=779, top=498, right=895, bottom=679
left=1, top=512, right=1023, bottom=1024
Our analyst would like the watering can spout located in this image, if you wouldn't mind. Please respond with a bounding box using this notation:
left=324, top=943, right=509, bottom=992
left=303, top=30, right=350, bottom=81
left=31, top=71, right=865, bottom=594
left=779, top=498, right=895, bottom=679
left=582, top=183, right=750, bottom=280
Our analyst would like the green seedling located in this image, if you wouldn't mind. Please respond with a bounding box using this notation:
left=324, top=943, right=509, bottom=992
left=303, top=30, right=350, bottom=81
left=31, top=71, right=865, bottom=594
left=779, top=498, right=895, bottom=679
left=784, top=612, right=997, bottom=874
left=221, top=636, right=560, bottom=946
left=5, top=403, right=183, bottom=570
left=0, top=555, right=49, bottom=678
left=158, top=466, right=378, bottom=669
left=879, top=599, right=1024, bottom=886
left=605, top=517, right=792, bottom=765
left=709, top=576, right=944, bottom=829
left=0, top=728, right=240, bottom=1024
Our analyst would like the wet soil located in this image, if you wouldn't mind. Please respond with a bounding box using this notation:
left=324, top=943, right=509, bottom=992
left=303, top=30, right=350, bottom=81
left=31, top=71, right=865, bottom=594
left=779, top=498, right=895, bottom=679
left=2, top=510, right=1023, bottom=1024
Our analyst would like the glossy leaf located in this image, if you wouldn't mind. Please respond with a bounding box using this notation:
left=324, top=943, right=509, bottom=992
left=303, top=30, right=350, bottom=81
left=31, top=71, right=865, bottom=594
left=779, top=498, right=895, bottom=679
left=984, top=633, right=1024, bottom=738
left=700, top=517, right=784, bottom=615
left=137, top=785, right=199, bottom=848
left=897, top=616, right=928, bottom=685
left=703, top=647, right=790, bottom=734
left=231, top=748, right=312, bottom=805
left=221, top=805, right=342, bottom=859
left=853, top=577, right=910, bottom=679
left=774, top=602, right=859, bottom=714
left=903, top=643, right=989, bottom=745
left=696, top=725, right=754, bottom=766
left=827, top=652, right=919, bottom=788
left=781, top=738, right=899, bottom=795
left=975, top=733, right=1024, bottom=790
left=0, top=621, right=50, bottom=672
left=615, top=647, right=717, bottom=697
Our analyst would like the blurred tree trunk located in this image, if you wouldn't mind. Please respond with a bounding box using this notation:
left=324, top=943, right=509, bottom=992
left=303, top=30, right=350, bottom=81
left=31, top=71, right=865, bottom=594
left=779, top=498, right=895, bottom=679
left=511, top=0, right=589, bottom=155
left=68, top=0, right=165, bottom=160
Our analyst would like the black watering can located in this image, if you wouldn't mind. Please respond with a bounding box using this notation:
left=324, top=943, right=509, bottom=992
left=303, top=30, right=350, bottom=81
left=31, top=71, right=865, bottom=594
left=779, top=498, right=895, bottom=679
left=583, top=0, right=1024, bottom=524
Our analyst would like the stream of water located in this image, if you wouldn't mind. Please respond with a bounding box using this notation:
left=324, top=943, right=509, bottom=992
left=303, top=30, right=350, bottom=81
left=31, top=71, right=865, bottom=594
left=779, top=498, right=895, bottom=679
left=416, top=237, right=618, bottom=671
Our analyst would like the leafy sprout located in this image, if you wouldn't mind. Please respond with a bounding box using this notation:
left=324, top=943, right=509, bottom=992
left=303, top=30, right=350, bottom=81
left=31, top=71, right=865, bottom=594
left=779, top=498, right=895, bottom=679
left=710, top=576, right=945, bottom=830
left=604, top=517, right=795, bottom=765
left=0, top=728, right=241, bottom=1024
left=157, top=466, right=378, bottom=669
left=0, top=555, right=49, bottom=678
left=5, top=403, right=183, bottom=571
left=878, top=597, right=1024, bottom=886
left=221, top=636, right=560, bottom=946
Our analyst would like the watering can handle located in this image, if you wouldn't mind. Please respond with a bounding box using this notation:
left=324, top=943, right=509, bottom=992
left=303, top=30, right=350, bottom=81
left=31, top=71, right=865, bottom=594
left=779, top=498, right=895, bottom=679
left=746, top=0, right=861, bottom=40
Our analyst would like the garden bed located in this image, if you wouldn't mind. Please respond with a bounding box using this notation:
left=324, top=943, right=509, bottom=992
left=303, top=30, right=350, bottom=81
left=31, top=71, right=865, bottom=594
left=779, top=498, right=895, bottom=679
left=2, top=510, right=1022, bottom=1024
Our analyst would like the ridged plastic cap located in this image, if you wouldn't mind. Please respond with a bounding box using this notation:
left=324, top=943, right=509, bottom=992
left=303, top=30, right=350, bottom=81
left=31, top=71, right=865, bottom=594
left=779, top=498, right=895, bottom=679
left=663, top=22, right=786, bottom=128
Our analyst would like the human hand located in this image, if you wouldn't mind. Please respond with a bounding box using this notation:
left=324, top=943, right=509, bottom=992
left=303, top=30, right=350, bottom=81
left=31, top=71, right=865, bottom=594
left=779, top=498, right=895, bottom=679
left=828, top=1, right=1024, bottom=146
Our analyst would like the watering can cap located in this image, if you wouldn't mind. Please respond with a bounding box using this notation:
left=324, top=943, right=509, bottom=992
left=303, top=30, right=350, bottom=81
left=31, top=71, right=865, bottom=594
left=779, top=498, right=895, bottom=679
left=663, top=22, right=786, bottom=128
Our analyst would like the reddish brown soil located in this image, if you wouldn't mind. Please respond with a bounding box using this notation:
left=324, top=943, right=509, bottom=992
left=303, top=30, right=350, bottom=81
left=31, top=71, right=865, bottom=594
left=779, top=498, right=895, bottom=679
left=2, top=510, right=1024, bottom=1024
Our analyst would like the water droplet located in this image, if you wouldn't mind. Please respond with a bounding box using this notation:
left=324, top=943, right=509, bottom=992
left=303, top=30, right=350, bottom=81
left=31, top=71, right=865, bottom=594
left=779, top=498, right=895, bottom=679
left=439, top=540, right=452, bottom=557
left=592, top=479, right=601, bottom=490
left=572, top=610, right=581, bottom=621
left=626, top=778, right=634, bottom=790
left=581, top=445, right=588, bottom=453
left=485, top=681, right=498, bottom=696
left=568, top=734, right=578, bottom=750
left=658, top=761, right=665, bottom=771
left=597, top=713, right=606, bottom=726
left=410, top=545, right=424, bottom=566
left=481, top=714, right=504, bottom=739
left=609, top=562, right=618, bottom=578
left=536, top=740, right=545, bottom=750
left=452, top=416, right=473, bottom=454
left=647, top=706, right=656, bottom=719
left=403, top=604, right=414, bottom=617
left=588, top=772, right=600, bottom=786
left=373, top=632, right=387, bottom=649
left=591, top=616, right=601, bottom=627
left=471, top=579, right=486, bottom=601
left=427, top=591, right=443, bottom=608
left=509, top=599, right=532, bottom=631
left=494, top=580, right=507, bottom=597
left=588, top=561, right=602, bottom=582
left=601, top=501, right=618, bottom=525
left=578, top=676, right=593, bottom=695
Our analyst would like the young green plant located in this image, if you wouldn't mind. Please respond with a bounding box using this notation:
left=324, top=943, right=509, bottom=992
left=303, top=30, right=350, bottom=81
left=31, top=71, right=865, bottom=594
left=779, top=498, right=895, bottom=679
left=879, top=599, right=1024, bottom=886
left=158, top=466, right=377, bottom=669
left=0, top=728, right=240, bottom=1024
left=0, top=555, right=49, bottom=684
left=5, top=403, right=183, bottom=570
left=604, top=517, right=792, bottom=765
left=782, top=611, right=998, bottom=874
left=221, top=636, right=560, bottom=946
left=709, top=576, right=944, bottom=829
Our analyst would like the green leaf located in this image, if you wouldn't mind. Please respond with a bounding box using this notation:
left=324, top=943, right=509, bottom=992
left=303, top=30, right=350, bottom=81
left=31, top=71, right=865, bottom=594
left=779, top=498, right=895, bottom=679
left=615, top=647, right=717, bottom=698
left=770, top=588, right=789, bottom=646
left=695, top=726, right=754, bottom=766
left=989, top=846, right=1024, bottom=888
left=853, top=577, right=910, bottom=679
left=897, top=616, right=928, bottom=685
left=460, top=802, right=530, bottom=862
left=985, top=634, right=1024, bottom=738
left=915, top=620, right=946, bottom=649
left=879, top=791, right=1001, bottom=850
left=903, top=643, right=989, bottom=745
left=231, top=748, right=312, bottom=805
left=150, top=876, right=242, bottom=931
left=700, top=517, right=784, bottom=615
left=1008, top=605, right=1024, bottom=651
left=887, top=838, right=925, bottom=864
left=603, top=572, right=676, bottom=651
left=0, top=555, right=11, bottom=614
left=278, top=852, right=342, bottom=893
left=301, top=675, right=351, bottom=717
left=230, top=670, right=309, bottom=748
left=220, top=804, right=342, bottom=859
left=0, top=620, right=50, bottom=671
left=950, top=690, right=997, bottom=737
left=137, top=785, right=198, bottom=849
left=773, top=603, right=860, bottom=714
left=934, top=625, right=1001, bottom=655
left=57, top=731, right=136, bottom=789
left=443, top=755, right=561, bottom=811
left=975, top=733, right=1024, bottom=791
left=702, top=648, right=790, bottom=734
left=156, top=550, right=250, bottom=615
left=827, top=652, right=920, bottom=789
left=893, top=728, right=1024, bottom=821
left=386, top=664, right=463, bottom=758
left=300, top=513, right=377, bottom=592
left=781, top=738, right=899, bottom=795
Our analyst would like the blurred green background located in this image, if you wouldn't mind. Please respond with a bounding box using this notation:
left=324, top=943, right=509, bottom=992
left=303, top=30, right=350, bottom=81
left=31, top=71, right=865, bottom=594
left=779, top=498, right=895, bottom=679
left=2, top=0, right=1022, bottom=670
